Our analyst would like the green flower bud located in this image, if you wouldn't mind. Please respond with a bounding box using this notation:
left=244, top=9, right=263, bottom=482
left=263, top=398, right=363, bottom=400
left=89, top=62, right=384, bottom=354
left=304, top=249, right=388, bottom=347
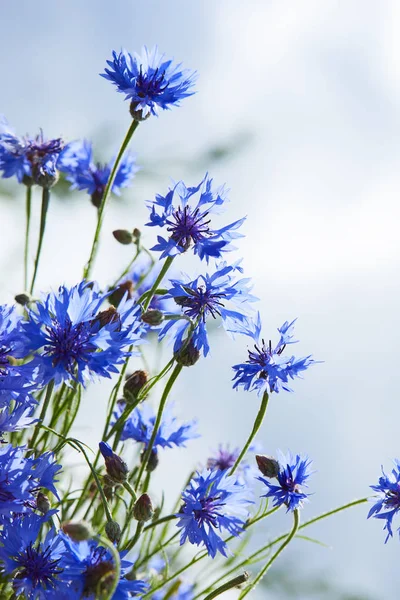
left=256, top=454, right=280, bottom=478
left=105, top=520, right=122, bottom=544
left=113, top=229, right=133, bottom=245
left=141, top=309, right=164, bottom=326
left=174, top=339, right=200, bottom=367
left=14, top=293, right=31, bottom=306
left=62, top=520, right=94, bottom=541
left=123, top=370, right=148, bottom=403
left=133, top=493, right=154, bottom=522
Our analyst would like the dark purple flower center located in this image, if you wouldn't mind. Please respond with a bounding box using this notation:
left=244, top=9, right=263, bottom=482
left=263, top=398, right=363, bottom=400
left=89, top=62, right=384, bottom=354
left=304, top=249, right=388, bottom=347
left=44, top=317, right=93, bottom=372
left=384, top=487, right=400, bottom=509
left=166, top=205, right=211, bottom=251
left=174, top=286, right=225, bottom=321
left=16, top=542, right=61, bottom=588
left=247, top=339, right=286, bottom=379
left=136, top=66, right=169, bottom=99
left=193, top=495, right=225, bottom=528
left=25, top=135, right=63, bottom=168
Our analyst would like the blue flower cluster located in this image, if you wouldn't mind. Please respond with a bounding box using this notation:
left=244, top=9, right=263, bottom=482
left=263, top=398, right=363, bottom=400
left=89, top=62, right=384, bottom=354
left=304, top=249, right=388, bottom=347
left=369, top=460, right=400, bottom=542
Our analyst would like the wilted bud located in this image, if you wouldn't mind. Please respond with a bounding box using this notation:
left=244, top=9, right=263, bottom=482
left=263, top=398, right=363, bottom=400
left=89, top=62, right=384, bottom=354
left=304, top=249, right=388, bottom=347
left=174, top=340, right=200, bottom=367
left=15, top=293, right=31, bottom=306
left=62, top=520, right=93, bottom=542
left=123, top=370, right=148, bottom=402
left=91, top=306, right=120, bottom=331
left=256, top=455, right=280, bottom=478
left=141, top=309, right=164, bottom=326
left=99, top=442, right=129, bottom=484
left=36, top=492, right=51, bottom=514
left=133, top=493, right=154, bottom=522
left=105, top=520, right=122, bottom=544
left=108, top=281, right=134, bottom=308
left=130, top=102, right=151, bottom=122
left=141, top=448, right=159, bottom=472
left=113, top=229, right=133, bottom=245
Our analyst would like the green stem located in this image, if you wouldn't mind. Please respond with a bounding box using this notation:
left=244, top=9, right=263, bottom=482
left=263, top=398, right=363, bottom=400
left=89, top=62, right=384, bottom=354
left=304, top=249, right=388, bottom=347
left=23, top=184, right=32, bottom=291
left=28, top=380, right=54, bottom=452
left=29, top=186, right=50, bottom=294
left=205, top=573, right=249, bottom=600
left=143, top=514, right=177, bottom=532
left=110, top=245, right=141, bottom=289
left=96, top=534, right=121, bottom=600
left=83, top=119, right=139, bottom=280
left=123, top=521, right=144, bottom=553
left=123, top=481, right=137, bottom=503
left=141, top=255, right=174, bottom=311
left=136, top=364, right=183, bottom=488
left=239, top=510, right=300, bottom=598
left=230, top=391, right=269, bottom=476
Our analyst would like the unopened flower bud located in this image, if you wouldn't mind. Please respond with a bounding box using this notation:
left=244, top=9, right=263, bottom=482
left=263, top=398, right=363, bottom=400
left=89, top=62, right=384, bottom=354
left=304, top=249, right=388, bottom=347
left=32, top=164, right=59, bottom=189
left=141, top=309, right=164, bottom=326
left=15, top=293, right=31, bottom=306
left=91, top=306, right=120, bottom=331
left=113, top=229, right=133, bottom=245
left=99, top=442, right=129, bottom=484
left=132, top=228, right=141, bottom=241
left=130, top=102, right=151, bottom=122
left=256, top=455, right=280, bottom=478
left=133, top=493, right=154, bottom=522
left=62, top=520, right=93, bottom=541
left=141, top=448, right=159, bottom=472
left=174, top=340, right=200, bottom=367
left=36, top=492, right=51, bottom=514
left=91, top=188, right=104, bottom=208
left=108, top=281, right=134, bottom=308
left=22, top=174, right=34, bottom=187
left=105, top=520, right=122, bottom=544
left=123, top=370, right=148, bottom=402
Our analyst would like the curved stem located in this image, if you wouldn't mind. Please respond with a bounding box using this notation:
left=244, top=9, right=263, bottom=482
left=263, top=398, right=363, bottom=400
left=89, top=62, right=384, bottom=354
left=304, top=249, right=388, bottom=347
left=29, top=187, right=50, bottom=294
left=135, top=364, right=182, bottom=488
left=28, top=380, right=54, bottom=452
left=204, top=573, right=249, bottom=600
left=141, top=255, right=174, bottom=311
left=96, top=534, right=121, bottom=600
left=238, top=510, right=300, bottom=598
left=230, top=391, right=269, bottom=476
left=83, top=119, right=139, bottom=280
left=23, top=185, right=32, bottom=291
left=143, top=514, right=177, bottom=532
left=110, top=246, right=141, bottom=289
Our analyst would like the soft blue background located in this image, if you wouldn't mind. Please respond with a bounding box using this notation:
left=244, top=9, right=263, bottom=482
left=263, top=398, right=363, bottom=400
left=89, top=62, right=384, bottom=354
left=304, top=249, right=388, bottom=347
left=1, top=1, right=400, bottom=597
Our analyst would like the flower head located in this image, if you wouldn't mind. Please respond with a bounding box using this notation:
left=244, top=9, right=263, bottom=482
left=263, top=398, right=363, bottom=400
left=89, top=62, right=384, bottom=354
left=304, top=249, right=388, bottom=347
left=160, top=262, right=256, bottom=357
left=23, top=281, right=144, bottom=386
left=146, top=175, right=245, bottom=261
left=368, top=459, right=400, bottom=542
left=176, top=469, right=252, bottom=558
left=206, top=443, right=258, bottom=485
left=0, top=513, right=67, bottom=599
left=0, top=117, right=64, bottom=185
left=258, top=451, right=313, bottom=512
left=0, top=403, right=37, bottom=440
left=101, top=46, right=196, bottom=119
left=59, top=139, right=139, bottom=207
left=233, top=315, right=317, bottom=394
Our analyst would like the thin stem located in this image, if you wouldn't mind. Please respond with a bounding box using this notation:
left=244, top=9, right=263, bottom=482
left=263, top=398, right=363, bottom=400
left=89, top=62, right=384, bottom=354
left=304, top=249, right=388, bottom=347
left=123, top=521, right=144, bottom=553
left=123, top=481, right=137, bottom=503
left=230, top=391, right=269, bottom=476
left=110, top=245, right=140, bottom=289
left=96, top=534, right=121, bottom=600
left=23, top=184, right=32, bottom=291
left=238, top=510, right=300, bottom=598
left=29, top=186, right=50, bottom=294
left=83, top=119, right=139, bottom=279
left=136, top=364, right=183, bottom=488
left=28, top=380, right=54, bottom=452
left=204, top=573, right=249, bottom=600
left=143, top=514, right=177, bottom=532
left=141, top=255, right=174, bottom=311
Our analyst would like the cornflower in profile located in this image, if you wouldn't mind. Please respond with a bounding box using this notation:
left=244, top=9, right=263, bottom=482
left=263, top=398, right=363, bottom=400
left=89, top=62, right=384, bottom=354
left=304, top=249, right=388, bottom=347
left=368, top=459, right=400, bottom=542
left=102, top=46, right=196, bottom=119
left=176, top=469, right=252, bottom=558
left=59, top=139, right=139, bottom=207
left=233, top=314, right=317, bottom=394
left=146, top=175, right=245, bottom=261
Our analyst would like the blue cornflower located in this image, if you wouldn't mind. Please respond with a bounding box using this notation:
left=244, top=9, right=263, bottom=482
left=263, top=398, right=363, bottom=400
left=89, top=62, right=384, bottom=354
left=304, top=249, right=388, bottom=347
left=153, top=583, right=194, bottom=600
left=0, top=116, right=64, bottom=185
left=59, top=139, right=139, bottom=207
left=115, top=402, right=198, bottom=451
left=159, top=261, right=256, bottom=357
left=176, top=469, right=252, bottom=558
left=101, top=46, right=196, bottom=119
left=0, top=513, right=68, bottom=599
left=146, top=175, right=245, bottom=261
left=233, top=314, right=317, bottom=394
left=368, top=460, right=400, bottom=542
left=59, top=536, right=148, bottom=599
left=23, top=281, right=144, bottom=386
left=207, top=443, right=258, bottom=485
left=258, top=451, right=313, bottom=512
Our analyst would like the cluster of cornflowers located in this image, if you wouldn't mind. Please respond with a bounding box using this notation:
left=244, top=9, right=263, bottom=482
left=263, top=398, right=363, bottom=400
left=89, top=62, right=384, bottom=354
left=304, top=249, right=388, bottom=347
left=0, top=41, right=392, bottom=600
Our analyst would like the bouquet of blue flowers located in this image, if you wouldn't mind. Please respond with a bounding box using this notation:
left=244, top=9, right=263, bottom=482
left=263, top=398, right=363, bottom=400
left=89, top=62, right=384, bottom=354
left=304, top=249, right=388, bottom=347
left=0, top=44, right=392, bottom=600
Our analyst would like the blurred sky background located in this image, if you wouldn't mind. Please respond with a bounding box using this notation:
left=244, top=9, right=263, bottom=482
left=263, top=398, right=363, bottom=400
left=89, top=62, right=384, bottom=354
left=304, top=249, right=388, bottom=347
left=1, top=0, right=400, bottom=598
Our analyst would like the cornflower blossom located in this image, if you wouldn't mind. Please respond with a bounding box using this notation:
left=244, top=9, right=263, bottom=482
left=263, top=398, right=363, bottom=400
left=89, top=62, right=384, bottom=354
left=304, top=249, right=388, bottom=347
left=59, top=536, right=148, bottom=599
left=0, top=445, right=61, bottom=515
left=0, top=116, right=65, bottom=185
left=146, top=175, right=245, bottom=261
left=23, top=281, right=144, bottom=386
left=0, top=513, right=68, bottom=599
left=258, top=451, right=313, bottom=512
left=368, top=460, right=400, bottom=542
left=207, top=443, right=258, bottom=485
left=233, top=314, right=317, bottom=394
left=102, top=46, right=196, bottom=119
left=114, top=402, right=198, bottom=451
left=159, top=261, right=256, bottom=357
left=59, top=139, right=139, bottom=207
left=176, top=469, right=252, bottom=558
